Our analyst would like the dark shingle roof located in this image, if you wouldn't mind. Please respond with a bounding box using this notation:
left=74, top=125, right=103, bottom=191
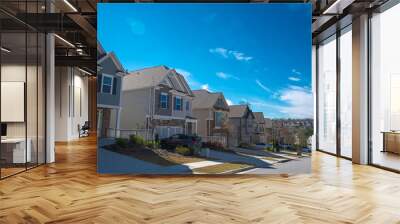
left=228, top=105, right=249, bottom=118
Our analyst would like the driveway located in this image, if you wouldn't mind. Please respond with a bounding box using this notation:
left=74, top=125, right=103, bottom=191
left=238, top=157, right=311, bottom=174
left=231, top=147, right=296, bottom=160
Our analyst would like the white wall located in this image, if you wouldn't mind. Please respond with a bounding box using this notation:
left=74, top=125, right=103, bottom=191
left=55, top=67, right=89, bottom=141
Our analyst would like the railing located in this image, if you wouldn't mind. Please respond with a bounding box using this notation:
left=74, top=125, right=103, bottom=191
left=105, top=128, right=154, bottom=140
left=202, top=136, right=227, bottom=147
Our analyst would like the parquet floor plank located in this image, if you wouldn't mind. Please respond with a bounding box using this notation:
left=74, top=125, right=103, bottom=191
left=1, top=135, right=399, bottom=223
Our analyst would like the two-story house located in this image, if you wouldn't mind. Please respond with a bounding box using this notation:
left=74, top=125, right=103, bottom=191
left=253, top=112, right=266, bottom=144
left=97, top=43, right=127, bottom=137
left=227, top=105, right=255, bottom=147
left=119, top=65, right=197, bottom=139
left=192, top=90, right=230, bottom=146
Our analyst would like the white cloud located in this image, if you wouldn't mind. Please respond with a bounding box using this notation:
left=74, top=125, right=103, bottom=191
left=291, top=69, right=302, bottom=76
left=175, top=68, right=191, bottom=79
left=209, top=47, right=253, bottom=62
left=216, top=72, right=239, bottom=80
left=176, top=68, right=210, bottom=92
left=288, top=76, right=301, bottom=82
left=255, top=80, right=272, bottom=93
left=278, top=85, right=313, bottom=118
left=209, top=48, right=228, bottom=58
left=201, top=84, right=210, bottom=91
left=226, top=99, right=233, bottom=106
left=229, top=50, right=253, bottom=61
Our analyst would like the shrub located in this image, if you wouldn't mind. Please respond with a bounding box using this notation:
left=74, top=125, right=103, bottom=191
left=238, top=142, right=251, bottom=148
left=115, top=138, right=128, bottom=148
left=175, top=146, right=193, bottom=156
left=129, top=135, right=145, bottom=146
left=145, top=140, right=159, bottom=149
left=202, top=141, right=225, bottom=151
left=265, top=146, right=274, bottom=152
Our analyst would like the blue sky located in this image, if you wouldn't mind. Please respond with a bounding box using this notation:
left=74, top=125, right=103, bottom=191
left=98, top=3, right=312, bottom=118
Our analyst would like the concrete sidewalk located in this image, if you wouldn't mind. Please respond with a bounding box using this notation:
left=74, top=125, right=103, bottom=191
left=184, top=161, right=222, bottom=169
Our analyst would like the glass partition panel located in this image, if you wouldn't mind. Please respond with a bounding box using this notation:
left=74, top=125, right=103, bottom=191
left=339, top=27, right=352, bottom=158
left=1, top=31, right=27, bottom=177
left=371, top=3, right=400, bottom=171
left=318, top=35, right=337, bottom=154
left=27, top=31, right=38, bottom=169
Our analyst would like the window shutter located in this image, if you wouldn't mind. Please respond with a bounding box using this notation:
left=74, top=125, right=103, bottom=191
left=112, top=77, right=117, bottom=95
left=181, top=98, right=183, bottom=111
left=97, top=74, right=102, bottom=92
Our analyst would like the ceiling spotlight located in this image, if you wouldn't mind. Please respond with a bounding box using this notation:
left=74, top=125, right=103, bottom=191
left=1, top=47, right=11, bottom=53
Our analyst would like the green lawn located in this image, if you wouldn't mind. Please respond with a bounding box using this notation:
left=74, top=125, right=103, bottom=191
left=104, top=144, right=205, bottom=166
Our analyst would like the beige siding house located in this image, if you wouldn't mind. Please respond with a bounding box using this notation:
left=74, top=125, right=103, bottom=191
left=227, top=105, right=255, bottom=147
left=119, top=65, right=197, bottom=139
left=192, top=90, right=230, bottom=146
left=253, top=112, right=266, bottom=144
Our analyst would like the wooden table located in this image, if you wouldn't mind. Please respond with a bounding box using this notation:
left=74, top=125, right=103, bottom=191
left=381, top=131, right=400, bottom=154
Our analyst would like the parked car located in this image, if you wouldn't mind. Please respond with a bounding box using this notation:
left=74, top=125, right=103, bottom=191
left=160, top=134, right=202, bottom=150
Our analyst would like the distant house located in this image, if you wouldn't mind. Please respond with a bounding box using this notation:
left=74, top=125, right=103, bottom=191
left=264, top=118, right=273, bottom=143
left=97, top=42, right=127, bottom=137
left=119, top=65, right=197, bottom=139
left=253, top=112, right=266, bottom=144
left=192, top=90, right=230, bottom=146
left=227, top=105, right=255, bottom=147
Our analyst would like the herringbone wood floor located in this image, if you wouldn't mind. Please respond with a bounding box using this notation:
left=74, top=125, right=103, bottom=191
left=1, top=135, right=400, bottom=224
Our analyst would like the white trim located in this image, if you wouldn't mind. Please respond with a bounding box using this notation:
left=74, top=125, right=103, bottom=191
left=149, top=115, right=185, bottom=120
left=97, top=104, right=121, bottom=109
left=97, top=52, right=124, bottom=72
left=101, top=74, right=114, bottom=94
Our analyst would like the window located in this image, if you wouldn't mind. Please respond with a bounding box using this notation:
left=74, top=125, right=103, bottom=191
left=160, top=92, right=168, bottom=109
left=370, top=3, right=400, bottom=171
left=215, top=111, right=224, bottom=128
left=186, top=101, right=190, bottom=111
left=340, top=27, right=352, bottom=158
left=318, top=35, right=337, bottom=154
left=101, top=74, right=113, bottom=94
left=174, top=96, right=182, bottom=111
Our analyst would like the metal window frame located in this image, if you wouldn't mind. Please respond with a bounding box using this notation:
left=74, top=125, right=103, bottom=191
left=0, top=0, right=47, bottom=180
left=315, top=22, right=353, bottom=161
left=367, top=0, right=400, bottom=172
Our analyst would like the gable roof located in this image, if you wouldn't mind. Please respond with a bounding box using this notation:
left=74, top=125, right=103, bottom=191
left=122, top=65, right=194, bottom=96
left=97, top=52, right=125, bottom=73
left=97, top=41, right=106, bottom=59
left=192, top=89, right=229, bottom=110
left=253, top=112, right=265, bottom=123
left=229, top=105, right=253, bottom=118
